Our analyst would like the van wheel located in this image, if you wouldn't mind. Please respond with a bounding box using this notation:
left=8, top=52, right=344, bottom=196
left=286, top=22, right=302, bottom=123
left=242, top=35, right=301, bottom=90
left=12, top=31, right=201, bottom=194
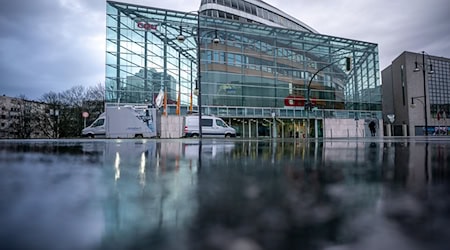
left=225, top=133, right=231, bottom=138
left=135, top=134, right=143, bottom=138
left=88, top=134, right=95, bottom=139
left=191, top=133, right=199, bottom=138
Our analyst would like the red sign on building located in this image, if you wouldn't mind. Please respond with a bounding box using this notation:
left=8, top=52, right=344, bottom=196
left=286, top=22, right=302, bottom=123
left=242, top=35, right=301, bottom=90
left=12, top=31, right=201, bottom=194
left=137, top=22, right=158, bottom=31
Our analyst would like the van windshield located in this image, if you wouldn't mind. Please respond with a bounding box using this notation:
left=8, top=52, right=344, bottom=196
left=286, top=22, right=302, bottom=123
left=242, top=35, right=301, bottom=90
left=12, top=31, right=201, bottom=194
left=92, top=118, right=104, bottom=127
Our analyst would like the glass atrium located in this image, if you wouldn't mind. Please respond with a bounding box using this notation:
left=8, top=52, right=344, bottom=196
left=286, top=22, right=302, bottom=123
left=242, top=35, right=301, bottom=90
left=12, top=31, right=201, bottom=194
left=106, top=1, right=381, bottom=122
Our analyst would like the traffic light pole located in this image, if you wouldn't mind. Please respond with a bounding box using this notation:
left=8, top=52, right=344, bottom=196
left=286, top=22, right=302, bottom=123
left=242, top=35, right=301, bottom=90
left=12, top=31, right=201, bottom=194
left=305, top=57, right=351, bottom=140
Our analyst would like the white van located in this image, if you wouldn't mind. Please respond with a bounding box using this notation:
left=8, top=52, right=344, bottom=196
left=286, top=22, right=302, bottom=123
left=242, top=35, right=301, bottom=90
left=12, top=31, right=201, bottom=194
left=81, top=106, right=157, bottom=138
left=183, top=115, right=236, bottom=138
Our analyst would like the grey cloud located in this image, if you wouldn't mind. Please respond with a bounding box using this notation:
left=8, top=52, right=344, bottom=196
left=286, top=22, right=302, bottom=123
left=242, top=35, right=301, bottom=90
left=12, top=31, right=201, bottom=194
left=0, top=0, right=193, bottom=99
left=0, top=0, right=105, bottom=99
left=1, top=0, right=449, bottom=99
left=277, top=0, right=450, bottom=69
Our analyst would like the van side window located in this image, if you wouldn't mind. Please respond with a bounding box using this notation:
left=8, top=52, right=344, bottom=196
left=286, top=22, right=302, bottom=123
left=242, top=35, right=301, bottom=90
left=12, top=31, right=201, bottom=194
left=216, top=119, right=227, bottom=127
left=201, top=118, right=213, bottom=126
left=93, top=118, right=104, bottom=127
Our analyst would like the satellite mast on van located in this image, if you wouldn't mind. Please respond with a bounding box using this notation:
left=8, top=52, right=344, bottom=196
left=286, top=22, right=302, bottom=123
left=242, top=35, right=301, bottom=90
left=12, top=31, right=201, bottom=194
left=155, top=89, right=164, bottom=108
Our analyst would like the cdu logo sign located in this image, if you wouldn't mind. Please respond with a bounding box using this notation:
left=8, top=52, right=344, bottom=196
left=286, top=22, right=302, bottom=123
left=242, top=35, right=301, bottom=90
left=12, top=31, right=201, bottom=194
left=136, top=19, right=158, bottom=31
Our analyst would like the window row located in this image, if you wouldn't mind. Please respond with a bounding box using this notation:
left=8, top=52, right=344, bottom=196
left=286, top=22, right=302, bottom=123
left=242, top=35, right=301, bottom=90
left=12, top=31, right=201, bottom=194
left=200, top=0, right=311, bottom=31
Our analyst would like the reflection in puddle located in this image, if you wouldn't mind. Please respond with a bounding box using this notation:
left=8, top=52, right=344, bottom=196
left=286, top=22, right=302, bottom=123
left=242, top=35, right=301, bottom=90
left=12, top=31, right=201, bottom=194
left=0, top=138, right=449, bottom=250
left=114, top=151, right=120, bottom=181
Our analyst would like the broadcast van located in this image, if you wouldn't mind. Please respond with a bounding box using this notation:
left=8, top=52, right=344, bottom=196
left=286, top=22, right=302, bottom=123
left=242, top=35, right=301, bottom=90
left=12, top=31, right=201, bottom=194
left=81, top=106, right=157, bottom=138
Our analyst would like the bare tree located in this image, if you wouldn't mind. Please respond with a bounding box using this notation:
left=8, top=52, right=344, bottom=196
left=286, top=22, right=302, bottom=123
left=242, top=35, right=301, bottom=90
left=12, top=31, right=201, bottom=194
left=37, top=84, right=105, bottom=138
left=55, top=86, right=87, bottom=137
left=86, top=83, right=105, bottom=101
left=10, top=95, right=32, bottom=138
left=83, top=83, right=106, bottom=127
left=39, top=91, right=62, bottom=138
left=8, top=95, right=51, bottom=139
left=61, top=85, right=86, bottom=107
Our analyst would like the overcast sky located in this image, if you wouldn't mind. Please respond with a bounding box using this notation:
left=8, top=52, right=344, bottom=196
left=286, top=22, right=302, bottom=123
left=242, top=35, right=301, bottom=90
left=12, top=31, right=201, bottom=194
left=1, top=0, right=449, bottom=100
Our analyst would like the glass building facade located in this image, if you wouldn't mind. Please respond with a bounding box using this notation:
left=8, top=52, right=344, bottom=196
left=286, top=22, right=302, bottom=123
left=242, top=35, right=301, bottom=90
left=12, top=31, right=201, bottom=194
left=106, top=1, right=381, bottom=137
left=429, top=56, right=450, bottom=116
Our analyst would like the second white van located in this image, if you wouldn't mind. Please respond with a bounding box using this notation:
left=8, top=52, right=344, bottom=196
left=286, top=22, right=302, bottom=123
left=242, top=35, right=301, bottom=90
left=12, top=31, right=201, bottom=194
left=184, top=115, right=236, bottom=138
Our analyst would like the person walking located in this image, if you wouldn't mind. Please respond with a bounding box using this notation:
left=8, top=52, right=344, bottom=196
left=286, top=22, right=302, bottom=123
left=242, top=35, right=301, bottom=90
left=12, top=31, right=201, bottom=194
left=369, top=120, right=376, bottom=136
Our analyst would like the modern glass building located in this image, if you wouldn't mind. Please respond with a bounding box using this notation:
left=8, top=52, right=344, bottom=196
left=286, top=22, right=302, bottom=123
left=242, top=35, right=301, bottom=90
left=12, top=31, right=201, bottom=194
left=105, top=0, right=381, bottom=138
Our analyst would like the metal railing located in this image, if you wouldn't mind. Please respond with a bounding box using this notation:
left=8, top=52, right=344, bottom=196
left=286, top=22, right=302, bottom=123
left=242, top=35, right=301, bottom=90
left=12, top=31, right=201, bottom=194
left=155, top=104, right=381, bottom=120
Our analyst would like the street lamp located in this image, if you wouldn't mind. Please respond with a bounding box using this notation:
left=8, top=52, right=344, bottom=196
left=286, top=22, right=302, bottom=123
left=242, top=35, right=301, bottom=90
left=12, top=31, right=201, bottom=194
left=177, top=11, right=219, bottom=138
left=50, top=108, right=60, bottom=138
left=410, top=96, right=424, bottom=109
left=413, top=51, right=434, bottom=135
left=305, top=56, right=351, bottom=139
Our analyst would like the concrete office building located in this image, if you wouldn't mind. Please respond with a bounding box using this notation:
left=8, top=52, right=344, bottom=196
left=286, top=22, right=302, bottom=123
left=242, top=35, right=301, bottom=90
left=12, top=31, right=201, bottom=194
left=106, top=0, right=381, bottom=138
left=382, top=51, right=450, bottom=136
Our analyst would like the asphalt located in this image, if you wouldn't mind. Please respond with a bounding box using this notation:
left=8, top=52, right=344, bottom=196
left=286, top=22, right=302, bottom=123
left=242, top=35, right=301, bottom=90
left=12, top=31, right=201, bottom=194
left=0, top=137, right=449, bottom=250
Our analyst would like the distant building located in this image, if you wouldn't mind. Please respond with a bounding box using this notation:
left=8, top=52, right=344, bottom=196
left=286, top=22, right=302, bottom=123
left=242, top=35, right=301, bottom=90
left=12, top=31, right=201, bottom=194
left=382, top=51, right=450, bottom=136
left=0, top=95, right=54, bottom=139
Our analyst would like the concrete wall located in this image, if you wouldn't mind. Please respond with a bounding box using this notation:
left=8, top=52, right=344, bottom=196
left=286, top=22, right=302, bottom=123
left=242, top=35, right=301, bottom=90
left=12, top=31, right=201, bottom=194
left=160, top=115, right=184, bottom=138
left=159, top=116, right=389, bottom=139
left=324, top=118, right=377, bottom=138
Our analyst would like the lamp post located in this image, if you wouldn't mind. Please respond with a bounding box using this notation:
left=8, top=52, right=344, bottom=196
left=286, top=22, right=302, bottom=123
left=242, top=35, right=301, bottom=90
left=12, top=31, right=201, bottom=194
left=50, top=108, right=59, bottom=138
left=305, top=56, right=351, bottom=139
left=177, top=11, right=219, bottom=138
left=413, top=51, right=434, bottom=135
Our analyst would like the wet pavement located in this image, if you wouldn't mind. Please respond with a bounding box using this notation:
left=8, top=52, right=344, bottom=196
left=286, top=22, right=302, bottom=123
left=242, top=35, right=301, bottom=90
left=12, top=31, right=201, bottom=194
left=0, top=137, right=449, bottom=250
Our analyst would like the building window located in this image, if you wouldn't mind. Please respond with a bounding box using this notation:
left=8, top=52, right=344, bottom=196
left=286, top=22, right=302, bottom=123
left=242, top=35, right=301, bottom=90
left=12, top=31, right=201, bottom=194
left=231, top=0, right=237, bottom=9
left=401, top=65, right=405, bottom=106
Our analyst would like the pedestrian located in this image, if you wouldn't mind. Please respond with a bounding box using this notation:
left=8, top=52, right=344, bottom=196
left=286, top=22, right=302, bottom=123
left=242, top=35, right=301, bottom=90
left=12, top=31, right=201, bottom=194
left=369, top=121, right=376, bottom=136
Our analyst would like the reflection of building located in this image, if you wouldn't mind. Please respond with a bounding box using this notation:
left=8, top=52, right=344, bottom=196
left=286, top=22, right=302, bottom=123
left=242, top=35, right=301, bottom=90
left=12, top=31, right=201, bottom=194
left=183, top=141, right=235, bottom=160
left=106, top=0, right=381, bottom=138
left=119, top=68, right=178, bottom=105
left=382, top=52, right=450, bottom=136
left=96, top=141, right=199, bottom=248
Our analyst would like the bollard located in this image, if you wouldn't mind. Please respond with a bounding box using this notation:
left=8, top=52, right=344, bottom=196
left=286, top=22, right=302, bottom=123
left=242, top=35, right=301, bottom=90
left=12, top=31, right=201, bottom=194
left=402, top=124, right=408, bottom=136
